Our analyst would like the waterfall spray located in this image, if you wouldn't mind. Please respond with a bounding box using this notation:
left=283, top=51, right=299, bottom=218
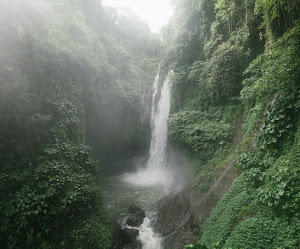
left=121, top=70, right=173, bottom=249
left=150, top=68, right=160, bottom=129
left=123, top=72, right=173, bottom=187
left=147, top=76, right=170, bottom=169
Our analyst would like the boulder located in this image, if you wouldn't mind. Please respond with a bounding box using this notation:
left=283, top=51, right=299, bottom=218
left=110, top=221, right=122, bottom=249
left=119, top=228, right=139, bottom=243
left=119, top=228, right=142, bottom=249
left=126, top=206, right=146, bottom=227
left=110, top=222, right=142, bottom=249
left=122, top=241, right=142, bottom=249
left=128, top=205, right=145, bottom=215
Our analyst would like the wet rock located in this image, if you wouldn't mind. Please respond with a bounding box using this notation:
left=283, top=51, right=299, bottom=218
left=154, top=161, right=239, bottom=249
left=128, top=205, right=145, bottom=215
left=120, top=228, right=139, bottom=243
left=119, top=228, right=142, bottom=249
left=110, top=222, right=142, bottom=249
left=126, top=205, right=146, bottom=227
left=111, top=221, right=122, bottom=249
left=122, top=241, right=142, bottom=249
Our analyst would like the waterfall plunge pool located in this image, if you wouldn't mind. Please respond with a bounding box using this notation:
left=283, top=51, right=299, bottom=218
left=101, top=172, right=171, bottom=221
left=101, top=172, right=170, bottom=249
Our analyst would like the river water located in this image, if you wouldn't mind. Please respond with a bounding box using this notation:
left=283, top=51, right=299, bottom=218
left=101, top=175, right=168, bottom=248
left=101, top=72, right=173, bottom=249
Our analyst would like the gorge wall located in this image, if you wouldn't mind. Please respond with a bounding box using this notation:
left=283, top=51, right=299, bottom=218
left=155, top=0, right=300, bottom=248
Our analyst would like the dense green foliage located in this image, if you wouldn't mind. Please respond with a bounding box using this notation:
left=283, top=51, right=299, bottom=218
left=169, top=110, right=231, bottom=159
left=163, top=0, right=300, bottom=248
left=0, top=0, right=161, bottom=248
left=200, top=175, right=253, bottom=246
left=1, top=0, right=300, bottom=248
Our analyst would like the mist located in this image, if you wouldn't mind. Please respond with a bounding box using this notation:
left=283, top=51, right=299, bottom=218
left=0, top=0, right=189, bottom=248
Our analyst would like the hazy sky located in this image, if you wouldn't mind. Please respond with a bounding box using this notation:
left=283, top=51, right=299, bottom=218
left=102, top=0, right=173, bottom=33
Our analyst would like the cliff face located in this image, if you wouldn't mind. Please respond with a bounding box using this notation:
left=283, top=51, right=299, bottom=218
left=156, top=161, right=238, bottom=249
left=154, top=118, right=243, bottom=249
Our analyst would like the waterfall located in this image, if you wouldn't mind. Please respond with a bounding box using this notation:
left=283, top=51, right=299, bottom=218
left=104, top=70, right=190, bottom=249
left=150, top=69, right=160, bottom=129
left=147, top=75, right=170, bottom=169
left=123, top=72, right=173, bottom=187
left=121, top=71, right=173, bottom=249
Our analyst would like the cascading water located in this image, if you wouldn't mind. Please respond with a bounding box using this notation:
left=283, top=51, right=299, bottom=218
left=123, top=73, right=173, bottom=187
left=148, top=75, right=170, bottom=169
left=120, top=72, right=173, bottom=249
left=102, top=70, right=175, bottom=249
left=150, top=69, right=160, bottom=129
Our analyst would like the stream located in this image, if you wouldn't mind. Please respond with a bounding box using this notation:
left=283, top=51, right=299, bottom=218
left=101, top=175, right=168, bottom=248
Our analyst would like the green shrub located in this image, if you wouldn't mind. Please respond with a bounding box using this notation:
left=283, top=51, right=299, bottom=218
left=224, top=213, right=300, bottom=249
left=242, top=23, right=300, bottom=103
left=168, top=110, right=231, bottom=160
left=0, top=143, right=113, bottom=249
left=200, top=175, right=253, bottom=246
left=257, top=143, right=300, bottom=215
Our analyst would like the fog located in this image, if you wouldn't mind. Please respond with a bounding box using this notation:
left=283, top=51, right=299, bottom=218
left=0, top=0, right=187, bottom=185
left=102, top=0, right=173, bottom=33
left=0, top=1, right=190, bottom=248
left=0, top=0, right=53, bottom=31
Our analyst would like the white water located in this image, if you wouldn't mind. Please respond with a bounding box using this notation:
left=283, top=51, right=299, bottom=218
left=102, top=175, right=166, bottom=249
left=123, top=74, right=173, bottom=188
left=150, top=67, right=160, bottom=129
left=148, top=76, right=170, bottom=170
left=102, top=71, right=174, bottom=249
left=124, top=74, right=174, bottom=188
left=121, top=72, right=172, bottom=249
left=138, top=217, right=163, bottom=249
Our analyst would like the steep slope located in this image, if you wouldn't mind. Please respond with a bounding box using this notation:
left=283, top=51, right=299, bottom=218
left=156, top=0, right=300, bottom=248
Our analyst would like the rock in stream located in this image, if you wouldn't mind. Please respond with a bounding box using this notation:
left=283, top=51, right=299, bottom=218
left=126, top=205, right=146, bottom=227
